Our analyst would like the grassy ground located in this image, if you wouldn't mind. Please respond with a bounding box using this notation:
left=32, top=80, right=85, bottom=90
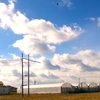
left=0, top=92, right=100, bottom=100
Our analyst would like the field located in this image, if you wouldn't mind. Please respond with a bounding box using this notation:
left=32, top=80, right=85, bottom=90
left=0, top=92, right=100, bottom=100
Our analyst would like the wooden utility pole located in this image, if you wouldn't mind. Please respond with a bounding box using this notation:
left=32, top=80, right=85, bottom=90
left=21, top=54, right=40, bottom=97
left=28, top=54, right=30, bottom=97
left=21, top=53, right=24, bottom=97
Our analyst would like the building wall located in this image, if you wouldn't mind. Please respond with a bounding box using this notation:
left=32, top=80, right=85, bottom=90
left=17, top=82, right=100, bottom=94
left=17, top=83, right=74, bottom=94
left=0, top=87, right=10, bottom=95
left=24, top=87, right=61, bottom=94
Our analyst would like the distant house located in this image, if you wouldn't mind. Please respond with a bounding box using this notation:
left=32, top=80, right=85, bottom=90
left=4, top=85, right=17, bottom=92
left=0, top=87, right=10, bottom=95
left=0, top=81, right=10, bottom=95
left=0, top=81, right=17, bottom=95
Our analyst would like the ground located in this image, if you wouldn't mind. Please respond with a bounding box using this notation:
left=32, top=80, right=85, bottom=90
left=0, top=92, right=100, bottom=100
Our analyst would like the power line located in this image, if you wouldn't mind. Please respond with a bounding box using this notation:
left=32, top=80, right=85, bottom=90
left=0, top=54, right=41, bottom=98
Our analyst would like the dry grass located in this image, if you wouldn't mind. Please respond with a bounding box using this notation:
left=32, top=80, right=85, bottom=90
left=0, top=92, right=100, bottom=100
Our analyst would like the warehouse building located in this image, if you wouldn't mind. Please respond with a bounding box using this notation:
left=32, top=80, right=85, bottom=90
left=17, top=82, right=74, bottom=94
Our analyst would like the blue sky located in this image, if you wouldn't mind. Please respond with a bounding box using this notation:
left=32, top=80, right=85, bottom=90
left=0, top=0, right=100, bottom=87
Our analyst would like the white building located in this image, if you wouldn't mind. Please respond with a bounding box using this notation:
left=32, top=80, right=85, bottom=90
left=0, top=87, right=10, bottom=95
left=0, top=81, right=10, bottom=95
left=17, top=82, right=74, bottom=94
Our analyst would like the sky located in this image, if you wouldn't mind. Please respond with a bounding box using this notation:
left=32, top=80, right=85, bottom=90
left=0, top=0, right=100, bottom=87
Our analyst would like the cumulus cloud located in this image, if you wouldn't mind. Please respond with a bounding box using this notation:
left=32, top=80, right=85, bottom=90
left=12, top=24, right=82, bottom=55
left=76, top=50, right=100, bottom=68
left=2, top=1, right=98, bottom=86
left=12, top=69, right=21, bottom=78
left=40, top=72, right=59, bottom=79
left=1, top=50, right=100, bottom=86
left=41, top=57, right=60, bottom=70
left=13, top=35, right=56, bottom=55
left=0, top=1, right=82, bottom=39
left=53, top=50, right=100, bottom=72
left=33, top=57, right=60, bottom=70
left=0, top=1, right=83, bottom=56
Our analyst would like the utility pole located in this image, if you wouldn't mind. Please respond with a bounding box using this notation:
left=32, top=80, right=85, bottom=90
left=78, top=77, right=80, bottom=88
left=21, top=53, right=24, bottom=97
left=21, top=55, right=40, bottom=97
left=28, top=54, right=30, bottom=97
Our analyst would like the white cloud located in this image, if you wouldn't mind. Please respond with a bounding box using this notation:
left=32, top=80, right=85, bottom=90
left=8, top=53, right=20, bottom=59
left=89, top=17, right=95, bottom=21
left=85, top=17, right=96, bottom=22
left=0, top=1, right=83, bottom=56
left=53, top=50, right=100, bottom=72
left=98, top=17, right=100, bottom=27
left=8, top=0, right=16, bottom=3
left=31, top=56, right=60, bottom=70
left=13, top=35, right=56, bottom=55
left=76, top=50, right=100, bottom=68
left=56, top=0, right=72, bottom=8
left=1, top=50, right=100, bottom=86
left=40, top=57, right=60, bottom=70
left=40, top=72, right=59, bottom=79
left=61, top=0, right=72, bottom=7
left=2, top=1, right=98, bottom=86
left=0, top=1, right=82, bottom=40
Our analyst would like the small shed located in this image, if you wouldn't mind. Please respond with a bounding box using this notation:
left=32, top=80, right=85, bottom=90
left=0, top=87, right=10, bottom=95
left=17, top=82, right=73, bottom=94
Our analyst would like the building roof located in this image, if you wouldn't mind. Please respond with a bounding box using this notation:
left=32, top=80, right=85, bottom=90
left=0, top=81, right=3, bottom=85
left=18, top=82, right=72, bottom=89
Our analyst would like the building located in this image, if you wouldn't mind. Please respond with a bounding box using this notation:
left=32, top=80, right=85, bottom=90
left=89, top=82, right=99, bottom=92
left=0, top=81, right=10, bottom=95
left=17, top=82, right=74, bottom=94
left=77, top=82, right=89, bottom=92
left=4, top=85, right=17, bottom=92
left=0, top=87, right=10, bottom=95
left=0, top=81, right=17, bottom=95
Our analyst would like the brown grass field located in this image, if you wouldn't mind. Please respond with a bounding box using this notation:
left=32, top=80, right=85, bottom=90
left=0, top=92, right=100, bottom=100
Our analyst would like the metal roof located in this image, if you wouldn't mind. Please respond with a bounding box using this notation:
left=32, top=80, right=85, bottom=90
left=18, top=83, right=64, bottom=89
